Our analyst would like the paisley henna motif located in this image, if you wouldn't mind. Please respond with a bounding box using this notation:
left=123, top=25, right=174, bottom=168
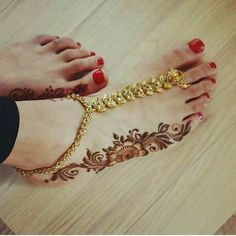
left=45, top=121, right=192, bottom=183
left=44, top=163, right=80, bottom=183
left=8, top=84, right=88, bottom=101
left=77, top=149, right=108, bottom=173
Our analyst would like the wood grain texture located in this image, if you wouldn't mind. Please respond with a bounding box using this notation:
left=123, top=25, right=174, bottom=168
left=216, top=214, right=236, bottom=235
left=0, top=219, right=14, bottom=235
left=0, top=0, right=235, bottom=234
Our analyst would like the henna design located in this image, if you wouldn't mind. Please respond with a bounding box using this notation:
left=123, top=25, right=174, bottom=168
left=44, top=163, right=80, bottom=183
left=9, top=88, right=35, bottom=100
left=78, top=121, right=191, bottom=173
left=72, top=84, right=89, bottom=96
left=45, top=121, right=192, bottom=183
left=37, top=86, right=66, bottom=99
left=8, top=84, right=89, bottom=101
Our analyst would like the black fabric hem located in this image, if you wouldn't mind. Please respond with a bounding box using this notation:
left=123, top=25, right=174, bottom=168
left=0, top=97, right=19, bottom=164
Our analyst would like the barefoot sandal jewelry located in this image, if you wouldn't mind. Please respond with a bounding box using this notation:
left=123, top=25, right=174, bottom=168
left=15, top=69, right=190, bottom=176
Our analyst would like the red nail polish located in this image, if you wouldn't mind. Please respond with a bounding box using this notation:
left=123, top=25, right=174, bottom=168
left=93, top=69, right=105, bottom=85
left=197, top=112, right=203, bottom=120
left=188, top=38, right=205, bottom=53
left=207, top=77, right=216, bottom=85
left=90, top=51, right=96, bottom=56
left=97, top=57, right=104, bottom=65
left=202, top=92, right=210, bottom=99
left=209, top=62, right=217, bottom=69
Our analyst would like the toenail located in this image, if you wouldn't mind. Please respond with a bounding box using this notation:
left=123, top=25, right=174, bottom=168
left=209, top=62, right=217, bottom=69
left=207, top=77, right=216, bottom=85
left=202, top=92, right=210, bottom=99
left=97, top=57, right=104, bottom=65
left=90, top=51, right=96, bottom=56
left=92, top=69, right=105, bottom=85
left=188, top=38, right=205, bottom=53
left=197, top=112, right=203, bottom=120
left=182, top=112, right=203, bottom=121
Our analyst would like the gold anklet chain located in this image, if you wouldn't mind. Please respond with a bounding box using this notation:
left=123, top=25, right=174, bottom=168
left=15, top=95, right=93, bottom=176
left=15, top=69, right=190, bottom=176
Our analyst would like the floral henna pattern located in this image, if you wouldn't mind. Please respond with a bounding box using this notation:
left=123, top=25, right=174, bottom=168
left=8, top=84, right=88, bottom=101
left=45, top=121, right=192, bottom=183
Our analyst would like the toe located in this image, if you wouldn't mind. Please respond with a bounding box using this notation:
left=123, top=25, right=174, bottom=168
left=184, top=62, right=217, bottom=84
left=183, top=77, right=216, bottom=98
left=35, top=69, right=108, bottom=99
left=159, top=38, right=205, bottom=69
left=186, top=92, right=210, bottom=111
left=68, top=69, right=108, bottom=96
left=62, top=56, right=105, bottom=79
left=182, top=112, right=204, bottom=131
left=181, top=81, right=211, bottom=123
left=87, top=69, right=108, bottom=94
left=59, top=48, right=93, bottom=62
left=44, top=37, right=78, bottom=53
left=30, top=34, right=59, bottom=46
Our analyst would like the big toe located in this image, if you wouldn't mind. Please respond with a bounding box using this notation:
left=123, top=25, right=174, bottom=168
left=158, top=38, right=205, bottom=71
left=68, top=69, right=108, bottom=96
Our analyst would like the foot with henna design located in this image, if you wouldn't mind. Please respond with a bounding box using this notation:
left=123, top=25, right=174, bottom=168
left=0, top=34, right=108, bottom=100
left=4, top=38, right=217, bottom=186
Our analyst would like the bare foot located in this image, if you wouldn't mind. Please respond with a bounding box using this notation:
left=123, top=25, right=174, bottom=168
left=5, top=39, right=217, bottom=186
left=0, top=34, right=108, bottom=100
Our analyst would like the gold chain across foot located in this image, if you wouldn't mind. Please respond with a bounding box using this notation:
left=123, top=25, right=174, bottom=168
left=91, top=69, right=190, bottom=113
left=15, top=69, right=190, bottom=176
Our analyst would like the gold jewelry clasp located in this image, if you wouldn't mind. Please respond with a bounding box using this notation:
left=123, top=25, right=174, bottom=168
left=166, top=68, right=191, bottom=89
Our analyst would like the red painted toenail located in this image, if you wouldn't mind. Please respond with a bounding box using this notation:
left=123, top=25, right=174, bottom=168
left=90, top=51, right=96, bottom=56
left=207, top=77, right=216, bottom=85
left=197, top=112, right=203, bottom=120
left=209, top=62, right=217, bottom=69
left=188, top=38, right=205, bottom=53
left=93, top=69, right=105, bottom=85
left=97, top=57, right=104, bottom=65
left=202, top=92, right=210, bottom=99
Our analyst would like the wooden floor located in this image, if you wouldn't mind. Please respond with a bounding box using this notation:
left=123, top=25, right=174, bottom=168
left=0, top=0, right=236, bottom=234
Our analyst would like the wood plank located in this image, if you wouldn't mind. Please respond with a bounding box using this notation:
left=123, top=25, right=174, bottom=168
left=216, top=214, right=236, bottom=235
left=0, top=219, right=14, bottom=235
left=0, top=0, right=235, bottom=234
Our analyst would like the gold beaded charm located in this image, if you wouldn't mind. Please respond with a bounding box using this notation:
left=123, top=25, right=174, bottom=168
left=122, top=86, right=135, bottom=101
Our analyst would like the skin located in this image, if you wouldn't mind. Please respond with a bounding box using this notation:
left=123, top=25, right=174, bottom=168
left=4, top=40, right=217, bottom=187
left=0, top=34, right=108, bottom=99
left=43, top=121, right=193, bottom=184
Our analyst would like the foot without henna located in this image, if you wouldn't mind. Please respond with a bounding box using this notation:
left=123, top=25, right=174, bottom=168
left=6, top=39, right=217, bottom=186
left=0, top=34, right=108, bottom=100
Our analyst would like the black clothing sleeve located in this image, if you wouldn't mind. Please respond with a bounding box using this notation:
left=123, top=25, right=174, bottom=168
left=0, top=96, right=19, bottom=164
